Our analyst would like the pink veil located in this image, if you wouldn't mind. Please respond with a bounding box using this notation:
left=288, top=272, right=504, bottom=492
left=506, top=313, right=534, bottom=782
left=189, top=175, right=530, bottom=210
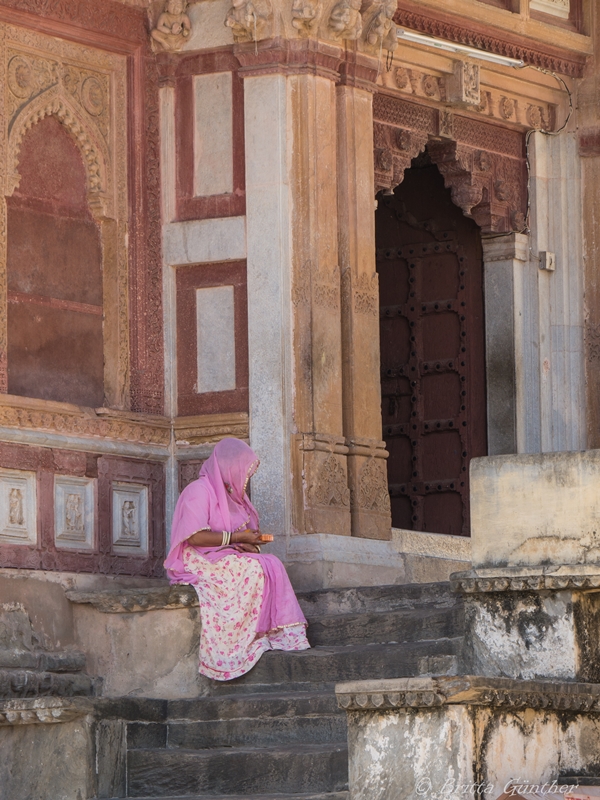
left=164, top=438, right=260, bottom=584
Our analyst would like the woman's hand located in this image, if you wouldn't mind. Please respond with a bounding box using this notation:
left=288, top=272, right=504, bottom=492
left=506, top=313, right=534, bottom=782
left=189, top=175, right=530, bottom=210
left=232, top=543, right=261, bottom=554
left=232, top=528, right=262, bottom=546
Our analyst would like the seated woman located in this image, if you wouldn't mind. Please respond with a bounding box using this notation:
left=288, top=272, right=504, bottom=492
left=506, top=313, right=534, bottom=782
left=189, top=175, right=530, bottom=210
left=165, top=437, right=310, bottom=681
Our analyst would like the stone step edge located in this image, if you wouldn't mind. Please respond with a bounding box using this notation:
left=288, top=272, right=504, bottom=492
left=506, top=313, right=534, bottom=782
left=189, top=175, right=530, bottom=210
left=129, top=742, right=348, bottom=758
left=117, top=793, right=349, bottom=800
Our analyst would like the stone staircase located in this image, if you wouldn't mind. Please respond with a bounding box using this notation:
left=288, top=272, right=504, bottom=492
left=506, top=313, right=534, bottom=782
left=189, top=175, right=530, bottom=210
left=116, top=581, right=464, bottom=800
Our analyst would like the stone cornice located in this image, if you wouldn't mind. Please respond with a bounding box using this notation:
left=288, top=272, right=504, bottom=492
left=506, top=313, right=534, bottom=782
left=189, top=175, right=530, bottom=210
left=0, top=697, right=92, bottom=725
left=0, top=395, right=171, bottom=448
left=235, top=37, right=343, bottom=80
left=393, top=2, right=588, bottom=78
left=174, top=412, right=249, bottom=445
left=336, top=675, right=600, bottom=712
left=451, top=569, right=600, bottom=594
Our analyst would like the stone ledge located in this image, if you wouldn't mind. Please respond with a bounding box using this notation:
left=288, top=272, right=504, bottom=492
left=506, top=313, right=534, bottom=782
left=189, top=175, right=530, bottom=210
left=65, top=584, right=198, bottom=613
left=335, top=675, right=600, bottom=712
left=0, top=697, right=92, bottom=725
left=451, top=568, right=600, bottom=594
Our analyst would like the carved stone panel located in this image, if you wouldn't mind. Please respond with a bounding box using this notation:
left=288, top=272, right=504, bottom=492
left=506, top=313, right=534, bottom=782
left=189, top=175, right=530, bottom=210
left=54, top=476, right=95, bottom=551
left=112, top=482, right=149, bottom=556
left=0, top=468, right=36, bottom=546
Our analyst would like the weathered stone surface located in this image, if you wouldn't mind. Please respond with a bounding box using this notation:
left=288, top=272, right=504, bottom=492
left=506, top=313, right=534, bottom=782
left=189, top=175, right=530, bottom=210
left=470, top=452, right=600, bottom=570
left=66, top=583, right=197, bottom=613
left=337, top=676, right=600, bottom=800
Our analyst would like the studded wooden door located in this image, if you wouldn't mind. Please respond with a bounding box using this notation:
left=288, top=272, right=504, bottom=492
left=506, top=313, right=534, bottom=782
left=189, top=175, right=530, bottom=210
left=376, top=162, right=487, bottom=536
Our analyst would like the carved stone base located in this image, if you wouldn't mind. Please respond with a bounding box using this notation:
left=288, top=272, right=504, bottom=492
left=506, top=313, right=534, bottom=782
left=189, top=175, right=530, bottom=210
left=347, top=452, right=391, bottom=540
left=299, top=442, right=351, bottom=536
left=337, top=675, right=600, bottom=800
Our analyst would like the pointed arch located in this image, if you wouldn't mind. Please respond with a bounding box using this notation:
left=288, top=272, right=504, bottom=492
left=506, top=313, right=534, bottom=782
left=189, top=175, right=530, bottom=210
left=6, top=86, right=110, bottom=217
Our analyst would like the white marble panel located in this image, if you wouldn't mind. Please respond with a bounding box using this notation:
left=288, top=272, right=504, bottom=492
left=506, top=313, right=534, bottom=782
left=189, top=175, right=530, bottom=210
left=163, top=216, right=246, bottom=266
left=194, top=72, right=233, bottom=197
left=0, top=469, right=36, bottom=546
left=196, top=285, right=236, bottom=393
left=54, top=476, right=95, bottom=550
left=112, top=483, right=149, bottom=556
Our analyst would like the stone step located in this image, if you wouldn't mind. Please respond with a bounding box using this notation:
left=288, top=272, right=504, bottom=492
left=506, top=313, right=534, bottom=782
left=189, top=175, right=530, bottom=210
left=118, top=793, right=349, bottom=800
left=127, top=743, right=349, bottom=797
left=129, top=692, right=346, bottom=750
left=306, top=603, right=464, bottom=647
left=298, top=581, right=458, bottom=618
left=204, top=638, right=461, bottom=694
left=0, top=668, right=99, bottom=698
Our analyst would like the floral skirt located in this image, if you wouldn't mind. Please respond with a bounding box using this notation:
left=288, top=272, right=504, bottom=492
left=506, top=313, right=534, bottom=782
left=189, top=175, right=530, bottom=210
left=182, top=546, right=309, bottom=681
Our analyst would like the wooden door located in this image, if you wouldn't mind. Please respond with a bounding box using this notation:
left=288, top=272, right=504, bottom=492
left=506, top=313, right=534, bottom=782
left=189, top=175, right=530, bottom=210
left=376, top=162, right=487, bottom=536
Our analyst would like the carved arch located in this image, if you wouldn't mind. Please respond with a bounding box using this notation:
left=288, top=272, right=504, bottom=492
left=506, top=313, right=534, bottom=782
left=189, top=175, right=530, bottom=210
left=6, top=86, right=111, bottom=218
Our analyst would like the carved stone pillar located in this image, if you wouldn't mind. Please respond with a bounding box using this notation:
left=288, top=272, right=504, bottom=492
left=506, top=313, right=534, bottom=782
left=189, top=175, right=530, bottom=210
left=238, top=40, right=351, bottom=540
left=337, top=54, right=391, bottom=540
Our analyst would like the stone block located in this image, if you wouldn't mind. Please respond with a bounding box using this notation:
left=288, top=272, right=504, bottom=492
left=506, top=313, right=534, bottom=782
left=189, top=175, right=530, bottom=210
left=470, top=451, right=600, bottom=570
left=336, top=675, right=600, bottom=800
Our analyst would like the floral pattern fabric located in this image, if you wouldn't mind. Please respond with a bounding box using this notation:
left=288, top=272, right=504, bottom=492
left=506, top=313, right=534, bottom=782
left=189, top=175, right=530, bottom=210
left=182, top=545, right=310, bottom=681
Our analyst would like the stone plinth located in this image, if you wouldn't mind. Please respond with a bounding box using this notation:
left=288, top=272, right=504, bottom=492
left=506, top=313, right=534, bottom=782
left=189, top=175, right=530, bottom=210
left=336, top=675, right=600, bottom=800
left=451, top=570, right=600, bottom=683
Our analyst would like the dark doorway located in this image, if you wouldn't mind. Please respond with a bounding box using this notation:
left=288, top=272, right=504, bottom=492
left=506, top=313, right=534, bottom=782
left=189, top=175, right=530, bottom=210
left=376, top=155, right=487, bottom=536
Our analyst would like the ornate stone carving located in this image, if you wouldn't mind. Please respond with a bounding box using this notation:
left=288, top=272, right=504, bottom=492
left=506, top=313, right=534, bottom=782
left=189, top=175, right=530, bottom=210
left=0, top=698, right=92, bottom=725
left=451, top=571, right=600, bottom=595
left=357, top=458, right=390, bottom=514
left=0, top=397, right=170, bottom=446
left=225, top=0, right=273, bottom=43
left=291, top=0, right=323, bottom=35
left=372, top=96, right=527, bottom=233
left=314, top=264, right=340, bottom=310
left=447, top=61, right=480, bottom=106
left=336, top=675, right=600, bottom=712
left=394, top=4, right=584, bottom=77
left=362, top=0, right=397, bottom=55
left=151, top=0, right=192, bottom=52
left=173, top=412, right=249, bottom=445
left=0, top=24, right=131, bottom=406
left=328, top=0, right=362, bottom=41
left=310, top=454, right=350, bottom=508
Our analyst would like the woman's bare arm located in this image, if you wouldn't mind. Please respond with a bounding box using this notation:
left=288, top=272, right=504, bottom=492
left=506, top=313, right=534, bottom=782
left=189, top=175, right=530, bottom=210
left=187, top=528, right=263, bottom=547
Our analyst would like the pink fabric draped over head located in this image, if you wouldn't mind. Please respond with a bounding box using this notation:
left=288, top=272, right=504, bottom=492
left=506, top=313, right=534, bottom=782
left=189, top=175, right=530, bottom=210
left=165, top=438, right=260, bottom=584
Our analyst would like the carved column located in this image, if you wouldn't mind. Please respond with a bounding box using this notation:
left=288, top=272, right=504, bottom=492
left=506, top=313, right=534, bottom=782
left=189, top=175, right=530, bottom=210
left=337, top=53, right=391, bottom=540
left=238, top=40, right=351, bottom=541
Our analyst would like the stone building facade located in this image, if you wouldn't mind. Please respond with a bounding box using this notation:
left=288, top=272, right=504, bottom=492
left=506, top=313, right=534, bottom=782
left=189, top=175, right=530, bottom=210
left=0, top=0, right=599, bottom=796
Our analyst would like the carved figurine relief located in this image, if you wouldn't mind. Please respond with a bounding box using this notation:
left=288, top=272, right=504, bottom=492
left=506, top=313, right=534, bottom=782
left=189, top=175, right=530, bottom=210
left=225, top=0, right=273, bottom=43
left=328, top=0, right=362, bottom=41
left=291, top=0, right=323, bottom=36
left=8, top=488, right=24, bottom=527
left=65, top=493, right=84, bottom=534
left=363, top=0, right=398, bottom=55
left=121, top=500, right=138, bottom=539
left=151, top=0, right=192, bottom=52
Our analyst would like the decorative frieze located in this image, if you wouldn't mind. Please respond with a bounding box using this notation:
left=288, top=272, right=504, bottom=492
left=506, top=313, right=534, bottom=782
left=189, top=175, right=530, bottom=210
left=336, top=675, right=600, bottom=712
left=452, top=571, right=600, bottom=594
left=0, top=698, right=92, bottom=726
left=0, top=468, right=36, bottom=546
left=173, top=411, right=249, bottom=445
left=0, top=397, right=170, bottom=447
